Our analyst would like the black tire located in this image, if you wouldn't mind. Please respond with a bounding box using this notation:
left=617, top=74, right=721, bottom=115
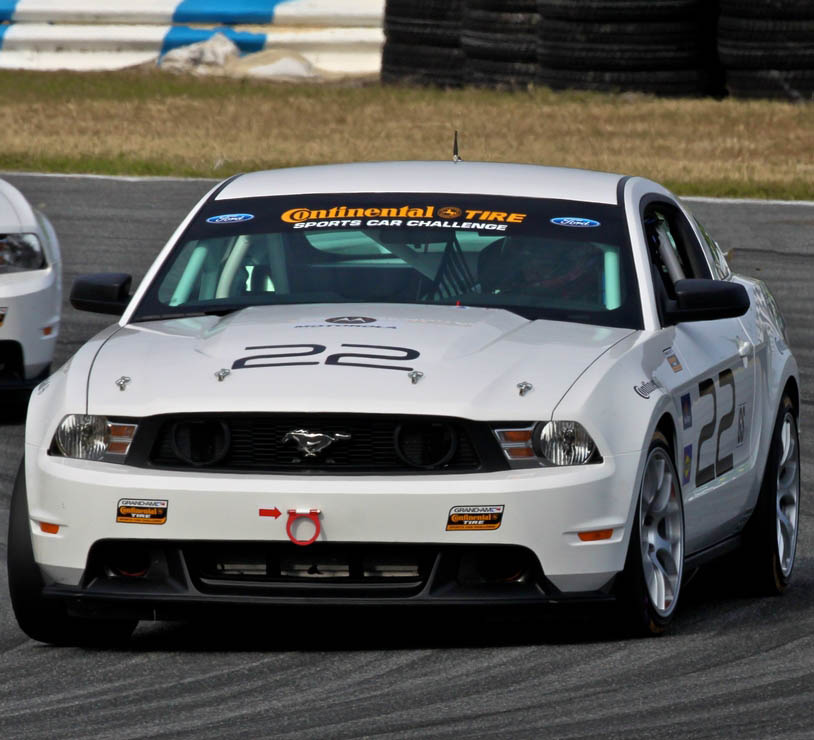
left=538, top=66, right=711, bottom=95
left=727, top=69, right=814, bottom=99
left=718, top=15, right=814, bottom=43
left=741, top=395, right=800, bottom=595
left=385, top=16, right=461, bottom=48
left=0, top=390, right=31, bottom=423
left=386, top=0, right=462, bottom=21
left=7, top=459, right=137, bottom=646
left=464, top=9, right=540, bottom=33
left=536, top=0, right=701, bottom=21
left=720, top=0, right=814, bottom=20
left=539, top=18, right=698, bottom=42
left=538, top=38, right=705, bottom=70
left=718, top=38, right=814, bottom=69
left=617, top=431, right=685, bottom=636
left=470, top=0, right=538, bottom=10
left=381, top=43, right=465, bottom=87
left=465, top=58, right=537, bottom=88
left=462, top=10, right=539, bottom=62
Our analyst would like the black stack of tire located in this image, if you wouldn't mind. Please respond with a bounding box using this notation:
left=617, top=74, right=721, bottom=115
left=719, top=0, right=814, bottom=100
left=536, top=0, right=723, bottom=97
left=381, top=0, right=464, bottom=87
left=462, top=0, right=540, bottom=89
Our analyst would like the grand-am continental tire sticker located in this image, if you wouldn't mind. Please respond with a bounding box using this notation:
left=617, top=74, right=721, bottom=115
left=117, top=499, right=168, bottom=524
left=446, top=505, right=504, bottom=531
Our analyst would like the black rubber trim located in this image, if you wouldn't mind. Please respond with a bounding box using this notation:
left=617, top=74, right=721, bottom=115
left=684, top=534, right=743, bottom=570
left=616, top=175, right=631, bottom=207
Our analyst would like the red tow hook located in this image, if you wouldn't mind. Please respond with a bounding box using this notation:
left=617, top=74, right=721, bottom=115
left=286, top=509, right=321, bottom=546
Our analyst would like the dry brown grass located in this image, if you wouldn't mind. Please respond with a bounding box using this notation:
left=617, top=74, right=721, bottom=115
left=2, top=69, right=812, bottom=198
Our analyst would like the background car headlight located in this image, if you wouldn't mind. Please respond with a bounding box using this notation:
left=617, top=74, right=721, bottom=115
left=538, top=421, right=597, bottom=466
left=54, top=415, right=137, bottom=461
left=0, top=233, right=44, bottom=272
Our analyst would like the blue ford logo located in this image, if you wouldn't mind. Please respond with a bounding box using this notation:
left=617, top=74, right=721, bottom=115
left=551, top=217, right=601, bottom=228
left=206, top=213, right=255, bottom=224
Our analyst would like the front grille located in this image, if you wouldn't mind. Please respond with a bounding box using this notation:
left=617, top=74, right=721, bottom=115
left=81, top=540, right=548, bottom=602
left=188, top=542, right=433, bottom=596
left=0, top=340, right=24, bottom=381
left=128, top=413, right=509, bottom=474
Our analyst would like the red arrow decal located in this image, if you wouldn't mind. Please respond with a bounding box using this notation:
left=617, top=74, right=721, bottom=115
left=259, top=507, right=281, bottom=519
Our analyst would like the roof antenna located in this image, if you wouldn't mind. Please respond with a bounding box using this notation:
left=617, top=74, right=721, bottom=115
left=453, top=130, right=462, bottom=163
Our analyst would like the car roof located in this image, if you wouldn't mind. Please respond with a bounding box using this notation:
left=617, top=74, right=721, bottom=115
left=215, top=161, right=625, bottom=205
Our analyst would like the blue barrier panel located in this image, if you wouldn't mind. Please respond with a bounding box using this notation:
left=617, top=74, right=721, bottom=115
left=172, top=1, right=289, bottom=25
left=161, top=26, right=267, bottom=57
left=0, top=1, right=20, bottom=23
left=0, top=23, right=9, bottom=48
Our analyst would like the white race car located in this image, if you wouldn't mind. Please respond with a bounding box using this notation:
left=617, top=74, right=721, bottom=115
left=0, top=178, right=61, bottom=399
left=8, top=162, right=800, bottom=645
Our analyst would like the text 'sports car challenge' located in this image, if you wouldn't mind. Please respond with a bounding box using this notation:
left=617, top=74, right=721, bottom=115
left=0, top=178, right=61, bottom=397
left=9, top=162, right=800, bottom=645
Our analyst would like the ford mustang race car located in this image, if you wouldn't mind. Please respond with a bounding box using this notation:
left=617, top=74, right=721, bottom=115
left=0, top=177, right=61, bottom=402
left=8, top=161, right=800, bottom=644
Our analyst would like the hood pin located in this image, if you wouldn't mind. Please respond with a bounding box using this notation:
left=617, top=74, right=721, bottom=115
left=408, top=370, right=424, bottom=385
left=517, top=381, right=533, bottom=397
left=115, top=376, right=131, bottom=391
left=215, top=368, right=231, bottom=382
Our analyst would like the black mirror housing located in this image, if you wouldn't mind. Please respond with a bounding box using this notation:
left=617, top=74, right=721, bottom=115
left=70, top=273, right=133, bottom=315
left=664, top=279, right=750, bottom=324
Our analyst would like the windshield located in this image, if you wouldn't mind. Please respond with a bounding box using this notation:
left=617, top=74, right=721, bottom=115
left=133, top=192, right=642, bottom=329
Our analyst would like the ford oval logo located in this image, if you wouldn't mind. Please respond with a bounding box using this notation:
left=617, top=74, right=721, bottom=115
left=551, top=217, right=601, bottom=228
left=206, top=213, right=255, bottom=224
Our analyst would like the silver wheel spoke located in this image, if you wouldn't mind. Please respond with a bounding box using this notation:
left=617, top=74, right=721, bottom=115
left=774, top=412, right=800, bottom=578
left=639, top=447, right=683, bottom=617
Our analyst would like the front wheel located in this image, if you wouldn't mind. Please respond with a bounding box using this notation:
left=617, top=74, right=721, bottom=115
left=7, top=458, right=137, bottom=646
left=618, top=432, right=685, bottom=635
left=744, top=394, right=800, bottom=594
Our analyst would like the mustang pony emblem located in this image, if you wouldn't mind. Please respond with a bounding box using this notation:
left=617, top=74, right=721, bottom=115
left=283, top=429, right=352, bottom=457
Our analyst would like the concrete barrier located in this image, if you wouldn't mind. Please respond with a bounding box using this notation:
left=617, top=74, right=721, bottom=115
left=0, top=0, right=383, bottom=74
left=0, top=1, right=383, bottom=26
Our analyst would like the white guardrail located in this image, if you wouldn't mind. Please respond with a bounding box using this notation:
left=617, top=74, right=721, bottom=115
left=0, top=0, right=384, bottom=76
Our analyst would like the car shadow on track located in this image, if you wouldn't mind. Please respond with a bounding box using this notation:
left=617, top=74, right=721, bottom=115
left=118, top=603, right=630, bottom=653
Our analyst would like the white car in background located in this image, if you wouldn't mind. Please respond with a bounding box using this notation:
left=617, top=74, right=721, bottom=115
left=8, top=161, right=800, bottom=645
left=0, top=177, right=61, bottom=397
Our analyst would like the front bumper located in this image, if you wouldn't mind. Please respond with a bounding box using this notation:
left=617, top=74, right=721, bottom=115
left=0, top=268, right=60, bottom=384
left=26, top=443, right=643, bottom=601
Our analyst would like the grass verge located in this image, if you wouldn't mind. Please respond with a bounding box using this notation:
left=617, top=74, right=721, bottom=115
left=1, top=69, right=812, bottom=199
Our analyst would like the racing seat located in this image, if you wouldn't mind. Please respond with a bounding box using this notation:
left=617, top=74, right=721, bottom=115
left=476, top=238, right=509, bottom=294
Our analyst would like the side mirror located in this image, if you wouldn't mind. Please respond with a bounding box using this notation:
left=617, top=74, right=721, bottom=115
left=664, top=279, right=749, bottom=324
left=70, top=273, right=132, bottom=315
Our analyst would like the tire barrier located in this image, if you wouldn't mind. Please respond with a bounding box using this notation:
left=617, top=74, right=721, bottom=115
left=462, top=1, right=539, bottom=89
left=719, top=1, right=814, bottom=100
left=381, top=0, right=463, bottom=87
left=381, top=0, right=812, bottom=100
left=536, top=0, right=722, bottom=97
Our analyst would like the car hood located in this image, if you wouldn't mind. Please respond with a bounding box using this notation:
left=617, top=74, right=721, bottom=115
left=87, top=304, right=634, bottom=420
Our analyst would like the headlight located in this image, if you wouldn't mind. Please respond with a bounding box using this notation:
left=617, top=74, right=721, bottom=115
left=538, top=421, right=597, bottom=466
left=53, top=415, right=137, bottom=462
left=494, top=421, right=600, bottom=467
left=0, top=233, right=44, bottom=272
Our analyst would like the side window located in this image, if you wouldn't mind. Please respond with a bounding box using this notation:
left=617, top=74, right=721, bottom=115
left=695, top=219, right=732, bottom=280
left=643, top=202, right=712, bottom=295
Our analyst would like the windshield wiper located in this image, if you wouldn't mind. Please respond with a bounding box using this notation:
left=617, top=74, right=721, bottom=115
left=132, top=306, right=246, bottom=322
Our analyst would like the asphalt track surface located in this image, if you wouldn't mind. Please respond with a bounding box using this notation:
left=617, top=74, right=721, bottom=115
left=0, top=173, right=812, bottom=740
